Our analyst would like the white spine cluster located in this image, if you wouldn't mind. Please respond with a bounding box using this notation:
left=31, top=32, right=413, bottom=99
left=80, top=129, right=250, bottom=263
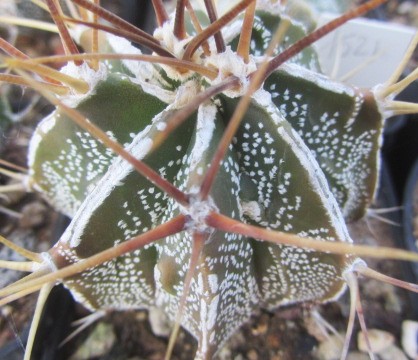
left=181, top=193, right=218, bottom=235
left=60, top=61, right=108, bottom=107
left=206, top=47, right=257, bottom=97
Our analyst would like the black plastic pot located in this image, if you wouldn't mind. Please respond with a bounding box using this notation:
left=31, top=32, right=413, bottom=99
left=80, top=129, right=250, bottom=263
left=0, top=216, right=74, bottom=360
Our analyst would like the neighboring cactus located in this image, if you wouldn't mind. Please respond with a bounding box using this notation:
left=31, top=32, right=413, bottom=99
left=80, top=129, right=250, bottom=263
left=0, top=0, right=417, bottom=359
left=0, top=94, right=11, bottom=143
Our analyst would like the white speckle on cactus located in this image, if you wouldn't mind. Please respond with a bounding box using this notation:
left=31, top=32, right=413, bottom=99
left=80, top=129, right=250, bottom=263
left=156, top=122, right=167, bottom=131
left=189, top=103, right=217, bottom=170
left=252, top=88, right=273, bottom=107
left=130, top=73, right=175, bottom=105
left=182, top=194, right=218, bottom=234
left=281, top=63, right=355, bottom=97
left=255, top=94, right=352, bottom=243
left=200, top=293, right=220, bottom=351
left=60, top=62, right=108, bottom=107
left=241, top=201, right=263, bottom=222
left=106, top=33, right=154, bottom=77
left=256, top=0, right=285, bottom=15
left=207, top=274, right=219, bottom=294
left=61, top=131, right=154, bottom=247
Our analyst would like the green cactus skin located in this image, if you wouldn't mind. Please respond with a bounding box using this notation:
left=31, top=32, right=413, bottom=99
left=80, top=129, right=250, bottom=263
left=264, top=65, right=383, bottom=221
left=28, top=73, right=168, bottom=216
left=0, top=92, right=13, bottom=149
left=10, top=2, right=408, bottom=359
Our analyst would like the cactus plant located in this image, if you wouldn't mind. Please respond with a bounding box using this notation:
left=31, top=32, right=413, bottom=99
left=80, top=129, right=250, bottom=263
left=0, top=0, right=418, bottom=359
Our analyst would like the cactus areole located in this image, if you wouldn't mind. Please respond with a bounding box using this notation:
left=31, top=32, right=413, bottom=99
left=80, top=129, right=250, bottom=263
left=25, top=2, right=391, bottom=359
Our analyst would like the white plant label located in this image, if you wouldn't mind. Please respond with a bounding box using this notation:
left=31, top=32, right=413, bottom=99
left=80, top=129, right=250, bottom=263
left=315, top=14, right=416, bottom=88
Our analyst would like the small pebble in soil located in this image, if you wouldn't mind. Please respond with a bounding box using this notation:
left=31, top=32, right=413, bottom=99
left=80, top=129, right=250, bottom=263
left=218, top=330, right=246, bottom=359
left=378, top=344, right=408, bottom=360
left=246, top=349, right=258, bottom=360
left=233, top=355, right=244, bottom=360
left=402, top=320, right=418, bottom=359
left=314, top=333, right=344, bottom=360
left=148, top=306, right=172, bottom=337
left=0, top=179, right=26, bottom=206
left=250, top=314, right=269, bottom=336
left=346, top=351, right=369, bottom=360
left=19, top=201, right=48, bottom=228
left=69, top=322, right=116, bottom=360
left=304, top=310, right=333, bottom=342
left=357, top=328, right=394, bottom=353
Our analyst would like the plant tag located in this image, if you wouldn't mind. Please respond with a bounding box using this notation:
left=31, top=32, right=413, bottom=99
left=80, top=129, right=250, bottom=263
left=315, top=14, right=416, bottom=88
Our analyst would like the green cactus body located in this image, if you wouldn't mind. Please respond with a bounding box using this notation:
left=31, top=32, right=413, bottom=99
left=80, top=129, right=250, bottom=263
left=43, top=80, right=356, bottom=355
left=0, top=93, right=13, bottom=148
left=264, top=65, right=383, bottom=221
left=11, top=1, right=405, bottom=359
left=28, top=72, right=168, bottom=216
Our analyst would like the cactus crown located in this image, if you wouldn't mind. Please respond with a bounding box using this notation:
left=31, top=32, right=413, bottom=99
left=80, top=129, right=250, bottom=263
left=0, top=0, right=418, bottom=359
